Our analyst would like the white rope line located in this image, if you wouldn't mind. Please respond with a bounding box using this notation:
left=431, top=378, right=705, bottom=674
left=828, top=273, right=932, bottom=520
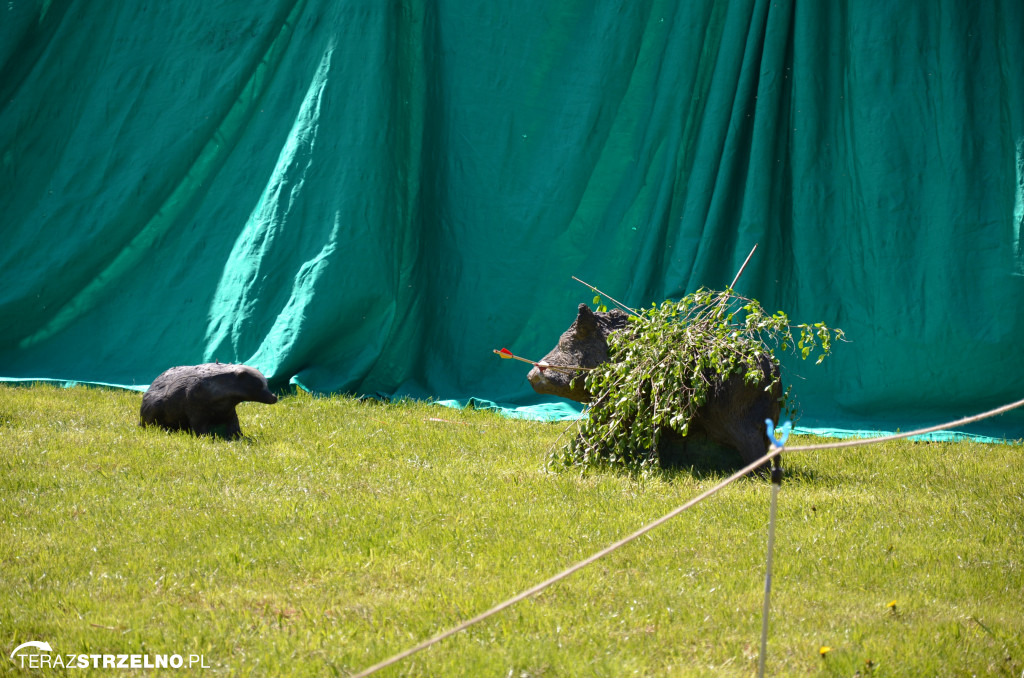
left=349, top=395, right=1024, bottom=677
left=349, top=451, right=780, bottom=677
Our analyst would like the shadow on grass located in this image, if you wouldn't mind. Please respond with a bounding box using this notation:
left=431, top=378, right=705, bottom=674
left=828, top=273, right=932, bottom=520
left=654, top=431, right=822, bottom=483
left=551, top=427, right=825, bottom=483
left=139, top=422, right=267, bottom=444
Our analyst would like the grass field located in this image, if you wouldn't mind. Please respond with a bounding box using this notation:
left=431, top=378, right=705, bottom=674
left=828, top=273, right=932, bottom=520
left=1, top=383, right=1022, bottom=676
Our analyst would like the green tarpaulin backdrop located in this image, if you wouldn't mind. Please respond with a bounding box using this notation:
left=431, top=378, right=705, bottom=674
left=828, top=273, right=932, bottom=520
left=3, top=1, right=1024, bottom=439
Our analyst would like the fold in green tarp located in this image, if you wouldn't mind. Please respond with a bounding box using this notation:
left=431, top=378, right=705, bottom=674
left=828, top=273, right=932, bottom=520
left=2, top=1, right=1023, bottom=440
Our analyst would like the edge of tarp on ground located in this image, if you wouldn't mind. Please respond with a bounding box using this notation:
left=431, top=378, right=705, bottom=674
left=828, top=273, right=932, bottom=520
left=2, top=377, right=1015, bottom=444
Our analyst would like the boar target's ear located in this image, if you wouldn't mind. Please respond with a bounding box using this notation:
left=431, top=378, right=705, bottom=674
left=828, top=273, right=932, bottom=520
left=572, top=303, right=601, bottom=337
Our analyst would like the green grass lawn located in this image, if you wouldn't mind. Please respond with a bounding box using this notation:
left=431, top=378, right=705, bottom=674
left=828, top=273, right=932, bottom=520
left=1, top=384, right=1021, bottom=676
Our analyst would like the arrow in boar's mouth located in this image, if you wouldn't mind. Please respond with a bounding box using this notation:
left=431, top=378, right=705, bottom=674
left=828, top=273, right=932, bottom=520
left=492, top=349, right=592, bottom=374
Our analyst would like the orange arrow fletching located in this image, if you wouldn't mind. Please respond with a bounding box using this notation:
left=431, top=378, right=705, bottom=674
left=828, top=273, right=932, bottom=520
left=497, top=348, right=514, bottom=359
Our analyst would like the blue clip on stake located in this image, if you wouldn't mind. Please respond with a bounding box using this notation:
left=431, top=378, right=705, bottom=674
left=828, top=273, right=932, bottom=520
left=765, top=419, right=792, bottom=449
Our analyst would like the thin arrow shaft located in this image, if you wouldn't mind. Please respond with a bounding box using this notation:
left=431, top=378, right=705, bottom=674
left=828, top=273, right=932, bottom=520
left=492, top=350, right=593, bottom=375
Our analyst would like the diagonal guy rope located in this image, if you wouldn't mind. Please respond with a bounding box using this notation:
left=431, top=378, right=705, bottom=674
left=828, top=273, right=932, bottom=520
left=349, top=395, right=1024, bottom=677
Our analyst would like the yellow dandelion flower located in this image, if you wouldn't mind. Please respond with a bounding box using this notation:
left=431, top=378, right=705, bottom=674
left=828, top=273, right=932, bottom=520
left=819, top=646, right=832, bottom=656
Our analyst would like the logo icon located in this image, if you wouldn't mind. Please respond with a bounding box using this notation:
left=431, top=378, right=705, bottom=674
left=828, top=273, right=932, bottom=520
left=10, top=641, right=52, bottom=659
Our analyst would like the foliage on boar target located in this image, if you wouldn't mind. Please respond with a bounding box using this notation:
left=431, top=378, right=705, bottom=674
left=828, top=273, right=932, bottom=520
left=546, top=288, right=844, bottom=472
